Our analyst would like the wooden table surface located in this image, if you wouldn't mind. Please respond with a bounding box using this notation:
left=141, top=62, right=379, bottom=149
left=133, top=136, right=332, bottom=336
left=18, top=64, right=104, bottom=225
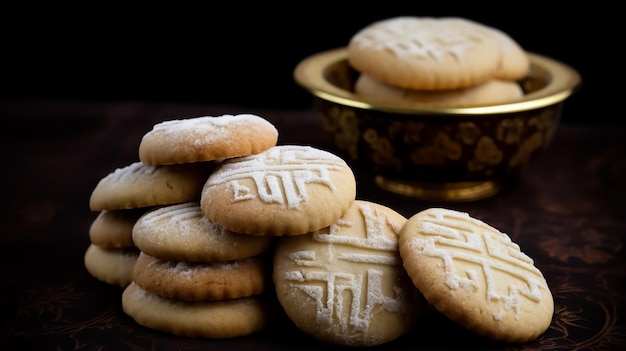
left=1, top=99, right=625, bottom=350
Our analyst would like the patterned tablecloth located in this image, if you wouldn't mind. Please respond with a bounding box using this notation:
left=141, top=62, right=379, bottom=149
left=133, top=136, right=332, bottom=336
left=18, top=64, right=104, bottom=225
left=1, top=100, right=624, bottom=350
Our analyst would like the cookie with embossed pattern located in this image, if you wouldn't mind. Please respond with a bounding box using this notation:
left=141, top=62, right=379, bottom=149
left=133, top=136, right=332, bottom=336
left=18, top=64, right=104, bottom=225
left=200, top=145, right=357, bottom=236
left=132, top=202, right=275, bottom=262
left=138, top=114, right=279, bottom=165
left=348, top=16, right=502, bottom=90
left=273, top=200, right=428, bottom=347
left=398, top=208, right=554, bottom=343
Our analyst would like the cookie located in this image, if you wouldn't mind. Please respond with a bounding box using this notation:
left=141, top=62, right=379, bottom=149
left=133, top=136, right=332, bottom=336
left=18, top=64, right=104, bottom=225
left=355, top=75, right=524, bottom=107
left=347, top=16, right=501, bottom=90
left=138, top=114, right=279, bottom=165
left=89, top=161, right=216, bottom=211
left=132, top=202, right=275, bottom=262
left=200, top=145, right=357, bottom=236
left=486, top=26, right=529, bottom=81
left=273, top=200, right=427, bottom=347
left=132, top=252, right=270, bottom=301
left=122, top=282, right=273, bottom=338
left=84, top=244, right=139, bottom=287
left=398, top=208, right=554, bottom=343
left=89, top=208, right=148, bottom=249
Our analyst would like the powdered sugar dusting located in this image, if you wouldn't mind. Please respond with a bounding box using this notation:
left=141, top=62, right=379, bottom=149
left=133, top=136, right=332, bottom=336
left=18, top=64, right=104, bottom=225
left=155, top=257, right=242, bottom=278
left=152, top=114, right=275, bottom=134
left=351, top=17, right=493, bottom=63
left=279, top=201, right=408, bottom=338
left=207, top=145, right=350, bottom=209
left=407, top=208, right=548, bottom=320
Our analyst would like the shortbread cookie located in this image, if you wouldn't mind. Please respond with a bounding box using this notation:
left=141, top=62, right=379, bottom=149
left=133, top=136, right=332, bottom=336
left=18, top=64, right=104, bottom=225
left=138, top=114, right=279, bottom=165
left=347, top=16, right=501, bottom=90
left=84, top=244, right=139, bottom=287
left=122, top=282, right=272, bottom=338
left=398, top=208, right=554, bottom=343
left=89, top=161, right=216, bottom=211
left=355, top=75, right=524, bottom=107
left=201, top=145, right=357, bottom=236
left=132, top=202, right=275, bottom=262
left=487, top=26, right=529, bottom=81
left=273, top=200, right=427, bottom=347
left=89, top=208, right=148, bottom=249
left=133, top=253, right=270, bottom=301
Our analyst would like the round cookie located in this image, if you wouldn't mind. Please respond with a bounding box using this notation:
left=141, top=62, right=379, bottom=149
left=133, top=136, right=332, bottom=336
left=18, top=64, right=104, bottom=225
left=398, top=208, right=554, bottom=343
left=84, top=244, right=139, bottom=287
left=273, top=200, right=427, bottom=347
left=138, top=114, right=279, bottom=165
left=132, top=202, right=275, bottom=262
left=486, top=26, right=530, bottom=81
left=355, top=75, right=524, bottom=107
left=347, top=16, right=502, bottom=90
left=122, top=282, right=273, bottom=338
left=89, top=208, right=148, bottom=249
left=132, top=252, right=270, bottom=301
left=89, top=161, right=216, bottom=211
left=200, top=145, right=357, bottom=236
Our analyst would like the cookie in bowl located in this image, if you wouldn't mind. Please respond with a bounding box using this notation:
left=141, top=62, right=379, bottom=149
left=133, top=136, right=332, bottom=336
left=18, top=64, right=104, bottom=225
left=294, top=16, right=581, bottom=201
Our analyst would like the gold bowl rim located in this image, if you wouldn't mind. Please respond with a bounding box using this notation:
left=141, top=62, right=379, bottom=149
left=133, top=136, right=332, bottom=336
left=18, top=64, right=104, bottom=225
left=294, top=47, right=581, bottom=115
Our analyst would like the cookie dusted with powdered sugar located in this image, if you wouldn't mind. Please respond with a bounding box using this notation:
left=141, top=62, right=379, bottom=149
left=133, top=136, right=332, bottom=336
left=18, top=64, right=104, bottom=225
left=272, top=200, right=428, bottom=347
left=200, top=145, right=357, bottom=236
left=138, top=114, right=279, bottom=165
left=398, top=208, right=554, bottom=343
left=89, top=161, right=216, bottom=211
left=348, top=16, right=502, bottom=90
left=132, top=202, right=275, bottom=262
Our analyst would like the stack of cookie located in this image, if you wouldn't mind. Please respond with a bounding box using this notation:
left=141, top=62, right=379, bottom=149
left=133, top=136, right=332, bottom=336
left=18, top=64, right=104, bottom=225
left=85, top=161, right=215, bottom=287
left=348, top=16, right=529, bottom=107
left=84, top=208, right=145, bottom=287
left=124, top=201, right=277, bottom=338
left=86, top=114, right=282, bottom=338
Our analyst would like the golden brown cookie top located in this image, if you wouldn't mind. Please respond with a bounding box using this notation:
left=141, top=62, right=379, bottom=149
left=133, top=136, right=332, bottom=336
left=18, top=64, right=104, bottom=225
left=200, top=145, right=356, bottom=236
left=132, top=202, right=275, bottom=262
left=348, top=16, right=502, bottom=90
left=138, top=114, right=278, bottom=165
left=89, top=161, right=216, bottom=211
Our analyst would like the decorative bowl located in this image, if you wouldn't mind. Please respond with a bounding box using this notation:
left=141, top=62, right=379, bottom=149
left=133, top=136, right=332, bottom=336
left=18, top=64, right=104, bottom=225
left=294, top=48, right=581, bottom=201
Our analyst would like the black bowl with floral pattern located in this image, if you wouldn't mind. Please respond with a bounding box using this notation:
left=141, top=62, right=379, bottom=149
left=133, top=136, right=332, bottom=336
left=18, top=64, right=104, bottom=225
left=295, top=48, right=581, bottom=201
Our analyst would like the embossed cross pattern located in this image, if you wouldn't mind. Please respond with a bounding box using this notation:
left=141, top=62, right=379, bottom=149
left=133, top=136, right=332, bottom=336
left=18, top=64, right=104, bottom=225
left=417, top=211, right=547, bottom=318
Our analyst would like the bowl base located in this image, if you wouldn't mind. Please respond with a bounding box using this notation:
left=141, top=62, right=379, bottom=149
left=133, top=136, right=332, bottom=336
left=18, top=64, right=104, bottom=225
left=374, top=176, right=500, bottom=202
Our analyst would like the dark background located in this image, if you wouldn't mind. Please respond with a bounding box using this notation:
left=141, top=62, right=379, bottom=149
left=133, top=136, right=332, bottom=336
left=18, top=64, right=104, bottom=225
left=1, top=4, right=618, bottom=125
